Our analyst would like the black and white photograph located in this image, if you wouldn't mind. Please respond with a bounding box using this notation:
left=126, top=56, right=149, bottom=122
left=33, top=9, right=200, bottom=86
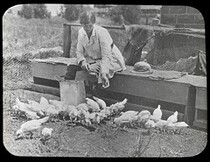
left=3, top=4, right=207, bottom=157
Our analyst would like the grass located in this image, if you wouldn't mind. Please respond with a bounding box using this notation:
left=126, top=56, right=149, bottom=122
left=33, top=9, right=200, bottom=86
left=3, top=13, right=128, bottom=90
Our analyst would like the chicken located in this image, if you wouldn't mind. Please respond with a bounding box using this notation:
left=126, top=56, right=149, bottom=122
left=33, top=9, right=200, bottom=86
left=174, top=121, right=189, bottom=128
left=49, top=100, right=64, bottom=111
left=107, top=98, right=127, bottom=114
left=114, top=111, right=138, bottom=125
left=40, top=96, right=49, bottom=110
left=137, top=110, right=151, bottom=123
left=100, top=108, right=111, bottom=117
left=92, top=96, right=107, bottom=109
left=24, top=110, right=40, bottom=119
left=167, top=111, right=178, bottom=123
left=86, top=98, right=100, bottom=112
left=16, top=116, right=49, bottom=139
left=89, top=112, right=101, bottom=124
left=120, top=110, right=139, bottom=116
left=69, top=108, right=80, bottom=121
left=41, top=127, right=53, bottom=136
left=150, top=105, right=162, bottom=122
left=145, top=119, right=156, bottom=129
left=27, top=99, right=45, bottom=116
left=13, top=98, right=40, bottom=119
left=13, top=97, right=30, bottom=112
left=76, top=103, right=89, bottom=112
left=154, top=119, right=168, bottom=130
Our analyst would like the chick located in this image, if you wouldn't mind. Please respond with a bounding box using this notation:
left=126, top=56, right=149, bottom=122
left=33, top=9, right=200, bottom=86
left=42, top=127, right=53, bottom=137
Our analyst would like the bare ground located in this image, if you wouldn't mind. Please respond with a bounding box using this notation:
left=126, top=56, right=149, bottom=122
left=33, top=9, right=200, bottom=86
left=3, top=89, right=207, bottom=157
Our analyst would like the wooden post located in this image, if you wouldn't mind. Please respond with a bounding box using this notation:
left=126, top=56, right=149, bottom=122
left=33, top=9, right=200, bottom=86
left=63, top=24, right=71, bottom=58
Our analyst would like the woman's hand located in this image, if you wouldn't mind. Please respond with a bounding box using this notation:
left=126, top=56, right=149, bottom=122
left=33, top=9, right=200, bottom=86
left=101, top=73, right=110, bottom=88
left=88, top=63, right=100, bottom=73
left=81, top=60, right=89, bottom=71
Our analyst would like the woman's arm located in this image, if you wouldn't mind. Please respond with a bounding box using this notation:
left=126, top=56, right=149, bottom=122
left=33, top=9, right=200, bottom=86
left=76, top=30, right=86, bottom=65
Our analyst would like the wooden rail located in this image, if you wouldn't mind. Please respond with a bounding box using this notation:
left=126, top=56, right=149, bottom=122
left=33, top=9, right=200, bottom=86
left=63, top=23, right=125, bottom=58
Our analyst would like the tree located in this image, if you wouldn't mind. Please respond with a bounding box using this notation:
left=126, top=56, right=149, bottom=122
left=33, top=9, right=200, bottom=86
left=63, top=5, right=83, bottom=22
left=33, top=4, right=51, bottom=19
left=18, top=4, right=34, bottom=19
left=18, top=4, right=51, bottom=19
left=109, top=5, right=141, bottom=24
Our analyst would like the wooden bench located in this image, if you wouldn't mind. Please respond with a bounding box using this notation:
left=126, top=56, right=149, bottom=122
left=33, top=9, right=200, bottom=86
left=30, top=58, right=208, bottom=126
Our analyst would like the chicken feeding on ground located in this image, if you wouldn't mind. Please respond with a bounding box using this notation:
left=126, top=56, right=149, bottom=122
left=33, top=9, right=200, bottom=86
left=16, top=116, right=49, bottom=139
left=27, top=99, right=45, bottom=116
left=150, top=105, right=162, bottom=122
left=145, top=119, right=156, bottom=129
left=137, top=110, right=151, bottom=125
left=114, top=110, right=138, bottom=127
left=92, top=96, right=107, bottom=109
left=107, top=98, right=128, bottom=115
left=167, top=111, right=178, bottom=124
left=76, top=103, right=89, bottom=112
left=13, top=98, right=40, bottom=119
left=86, top=98, right=100, bottom=112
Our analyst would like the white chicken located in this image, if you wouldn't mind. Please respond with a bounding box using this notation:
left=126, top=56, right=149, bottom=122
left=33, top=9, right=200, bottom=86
left=154, top=119, right=168, bottom=130
left=13, top=97, right=31, bottom=112
left=89, top=112, right=101, bottom=124
left=92, top=96, right=107, bottom=109
left=100, top=108, right=111, bottom=117
left=76, top=103, right=89, bottom=112
left=49, top=100, right=64, bottom=111
left=16, top=116, right=49, bottom=139
left=114, top=111, right=138, bottom=125
left=27, top=99, right=45, bottom=116
left=13, top=98, right=40, bottom=119
left=86, top=98, right=100, bottom=112
left=174, top=121, right=189, bottom=128
left=150, top=105, right=162, bottom=122
left=120, top=110, right=139, bottom=116
left=167, top=111, right=178, bottom=123
left=137, top=110, right=151, bottom=123
left=107, top=98, right=128, bottom=114
left=41, top=127, right=53, bottom=137
left=40, top=96, right=49, bottom=110
left=145, top=119, right=156, bottom=129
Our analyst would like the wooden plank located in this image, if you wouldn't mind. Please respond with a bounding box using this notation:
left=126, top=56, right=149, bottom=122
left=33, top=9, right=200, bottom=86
left=195, top=87, right=207, bottom=110
left=106, top=74, right=190, bottom=105
left=31, top=62, right=67, bottom=80
left=63, top=24, right=72, bottom=58
left=26, top=82, right=60, bottom=97
left=64, top=23, right=125, bottom=30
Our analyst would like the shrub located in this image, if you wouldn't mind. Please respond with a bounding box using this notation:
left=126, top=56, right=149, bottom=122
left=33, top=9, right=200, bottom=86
left=63, top=5, right=83, bottom=22
left=110, top=5, right=141, bottom=24
left=18, top=4, right=51, bottom=19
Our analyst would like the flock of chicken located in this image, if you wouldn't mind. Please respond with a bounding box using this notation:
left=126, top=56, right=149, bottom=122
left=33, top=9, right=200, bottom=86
left=12, top=96, right=189, bottom=139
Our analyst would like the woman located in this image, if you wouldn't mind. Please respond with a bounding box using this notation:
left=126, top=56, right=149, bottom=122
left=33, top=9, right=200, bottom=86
left=64, top=11, right=126, bottom=88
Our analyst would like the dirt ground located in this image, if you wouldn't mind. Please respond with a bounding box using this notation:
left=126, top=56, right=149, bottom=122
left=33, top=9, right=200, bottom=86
left=3, top=89, right=207, bottom=157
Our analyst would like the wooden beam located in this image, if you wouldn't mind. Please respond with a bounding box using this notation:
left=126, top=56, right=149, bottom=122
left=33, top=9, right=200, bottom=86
left=63, top=24, right=72, bottom=58
left=63, top=23, right=125, bottom=30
